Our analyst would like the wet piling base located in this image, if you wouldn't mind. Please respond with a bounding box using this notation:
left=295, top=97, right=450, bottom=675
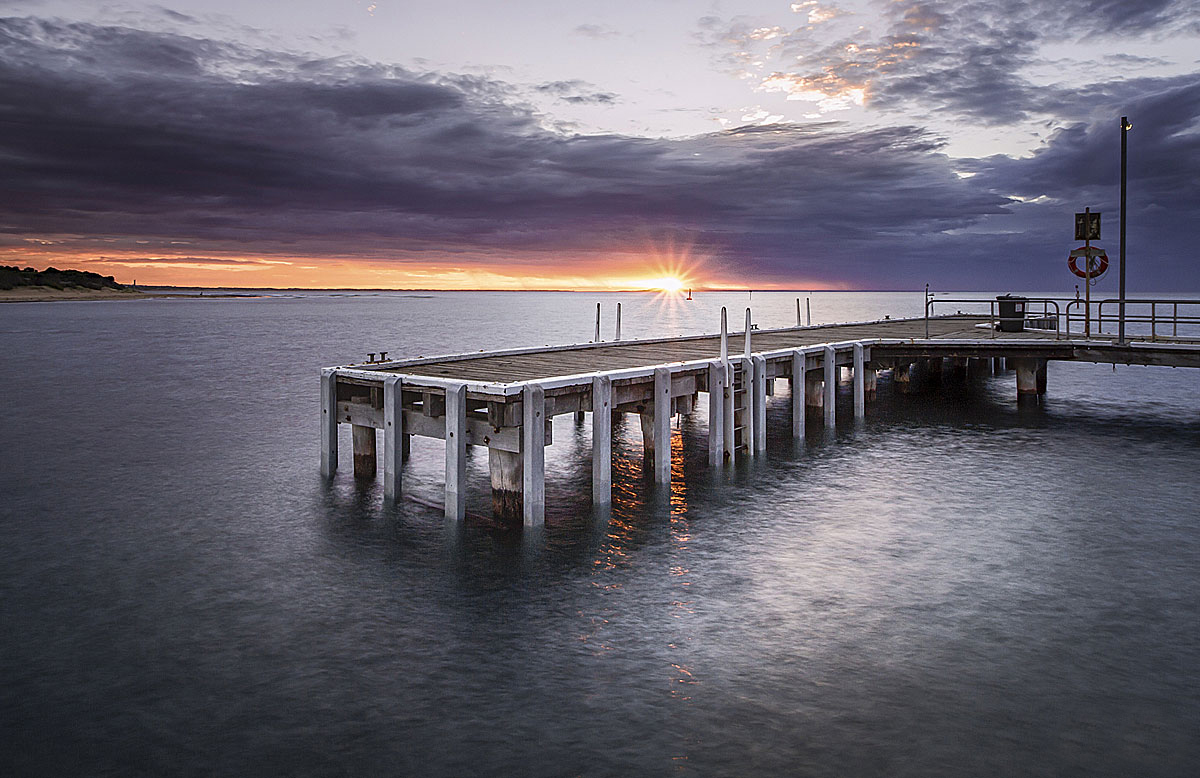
left=639, top=411, right=656, bottom=471
left=1013, top=358, right=1048, bottom=404
left=805, top=374, right=824, bottom=409
left=489, top=448, right=523, bottom=522
left=352, top=423, right=376, bottom=480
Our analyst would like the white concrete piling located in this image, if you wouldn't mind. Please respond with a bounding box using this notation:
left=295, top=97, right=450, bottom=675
left=320, top=368, right=338, bottom=477
left=522, top=384, right=546, bottom=526
left=722, top=358, right=736, bottom=463
left=791, top=349, right=806, bottom=440
left=383, top=375, right=403, bottom=501
left=594, top=302, right=601, bottom=342
left=744, top=308, right=752, bottom=357
left=591, top=374, right=612, bottom=506
left=614, top=303, right=622, bottom=341
left=444, top=383, right=467, bottom=521
left=653, top=367, right=672, bottom=483
left=1014, top=358, right=1038, bottom=399
left=853, top=343, right=866, bottom=420
left=708, top=360, right=726, bottom=466
left=752, top=354, right=767, bottom=453
left=823, top=346, right=836, bottom=428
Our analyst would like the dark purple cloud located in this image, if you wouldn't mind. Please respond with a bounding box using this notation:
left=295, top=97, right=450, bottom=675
left=0, top=15, right=1197, bottom=288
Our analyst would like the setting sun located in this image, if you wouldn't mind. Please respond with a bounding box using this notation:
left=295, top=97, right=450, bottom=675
left=648, top=276, right=686, bottom=293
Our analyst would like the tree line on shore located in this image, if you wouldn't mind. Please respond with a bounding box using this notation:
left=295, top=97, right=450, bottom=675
left=0, top=265, right=126, bottom=291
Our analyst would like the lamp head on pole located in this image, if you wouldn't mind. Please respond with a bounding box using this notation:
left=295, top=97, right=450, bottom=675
left=1121, top=117, right=1132, bottom=132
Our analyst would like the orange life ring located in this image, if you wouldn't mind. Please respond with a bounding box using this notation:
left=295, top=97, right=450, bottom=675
left=1068, top=247, right=1108, bottom=279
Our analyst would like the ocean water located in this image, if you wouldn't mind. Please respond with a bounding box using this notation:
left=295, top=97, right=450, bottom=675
left=2, top=291, right=1199, bottom=777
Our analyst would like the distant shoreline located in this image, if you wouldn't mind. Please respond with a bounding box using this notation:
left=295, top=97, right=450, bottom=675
left=0, top=286, right=262, bottom=303
left=0, top=286, right=148, bottom=303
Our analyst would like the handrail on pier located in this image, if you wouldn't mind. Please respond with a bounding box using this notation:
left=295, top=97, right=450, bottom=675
left=1065, top=298, right=1200, bottom=342
left=924, top=297, right=1062, bottom=339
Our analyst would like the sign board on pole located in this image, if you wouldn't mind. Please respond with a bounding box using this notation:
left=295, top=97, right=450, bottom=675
left=1075, top=212, right=1101, bottom=240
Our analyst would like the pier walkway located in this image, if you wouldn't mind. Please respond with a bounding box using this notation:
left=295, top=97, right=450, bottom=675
left=321, top=312, right=1200, bottom=526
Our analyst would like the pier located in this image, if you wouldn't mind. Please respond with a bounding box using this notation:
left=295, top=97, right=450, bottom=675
left=321, top=300, right=1200, bottom=526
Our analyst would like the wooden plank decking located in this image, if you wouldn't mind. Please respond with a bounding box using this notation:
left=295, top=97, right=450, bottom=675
left=375, top=316, right=1045, bottom=384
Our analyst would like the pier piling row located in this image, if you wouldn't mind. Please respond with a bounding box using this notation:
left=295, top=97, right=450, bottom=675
left=322, top=315, right=1200, bottom=525
left=324, top=340, right=871, bottom=524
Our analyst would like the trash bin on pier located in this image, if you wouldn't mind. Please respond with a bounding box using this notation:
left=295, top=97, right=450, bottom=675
left=996, top=295, right=1027, bottom=332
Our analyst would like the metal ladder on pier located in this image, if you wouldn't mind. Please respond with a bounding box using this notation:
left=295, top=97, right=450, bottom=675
left=732, top=362, right=751, bottom=453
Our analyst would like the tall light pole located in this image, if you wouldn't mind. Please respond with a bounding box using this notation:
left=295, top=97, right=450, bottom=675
left=1119, top=116, right=1131, bottom=344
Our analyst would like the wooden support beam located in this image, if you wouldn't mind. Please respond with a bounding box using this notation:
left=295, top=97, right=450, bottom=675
left=653, top=367, right=672, bottom=483
left=383, top=375, right=403, bottom=501
left=444, top=383, right=467, bottom=522
left=320, top=368, right=338, bottom=476
left=352, top=422, right=376, bottom=480
left=823, top=346, right=836, bottom=428
left=805, top=372, right=824, bottom=408
left=1036, top=359, right=1047, bottom=395
left=708, top=360, right=725, bottom=466
left=489, top=449, right=522, bottom=521
left=522, top=384, right=546, bottom=526
left=752, top=354, right=767, bottom=453
left=864, top=368, right=877, bottom=401
left=853, top=343, right=865, bottom=420
left=592, top=374, right=612, bottom=507
left=791, top=349, right=805, bottom=440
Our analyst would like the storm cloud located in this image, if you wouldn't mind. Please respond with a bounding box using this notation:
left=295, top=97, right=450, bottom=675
left=1, top=15, right=1197, bottom=287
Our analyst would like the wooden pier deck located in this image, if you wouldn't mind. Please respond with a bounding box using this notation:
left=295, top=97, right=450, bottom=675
left=321, top=313, right=1200, bottom=526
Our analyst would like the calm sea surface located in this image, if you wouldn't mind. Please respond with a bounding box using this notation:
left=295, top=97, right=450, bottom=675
left=2, top=291, right=1199, bottom=777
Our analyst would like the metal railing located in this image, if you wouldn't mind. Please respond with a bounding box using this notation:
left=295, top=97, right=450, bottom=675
left=1064, top=298, right=1200, bottom=341
left=924, top=297, right=1062, bottom=339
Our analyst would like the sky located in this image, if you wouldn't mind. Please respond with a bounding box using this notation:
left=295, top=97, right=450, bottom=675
left=1, top=0, right=1198, bottom=290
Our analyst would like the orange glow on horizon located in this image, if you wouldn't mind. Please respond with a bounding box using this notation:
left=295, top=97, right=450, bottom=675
left=2, top=237, right=841, bottom=290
